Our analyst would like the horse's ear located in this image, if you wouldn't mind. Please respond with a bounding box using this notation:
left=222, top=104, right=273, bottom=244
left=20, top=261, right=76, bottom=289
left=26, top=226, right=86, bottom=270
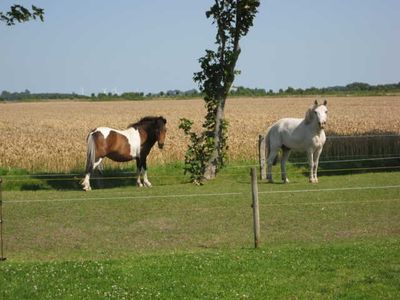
left=323, top=99, right=328, bottom=106
left=314, top=100, right=319, bottom=106
left=157, top=116, right=167, bottom=126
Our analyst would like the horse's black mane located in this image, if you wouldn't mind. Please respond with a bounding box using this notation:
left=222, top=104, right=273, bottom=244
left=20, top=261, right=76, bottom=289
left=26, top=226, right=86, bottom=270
left=128, top=116, right=166, bottom=129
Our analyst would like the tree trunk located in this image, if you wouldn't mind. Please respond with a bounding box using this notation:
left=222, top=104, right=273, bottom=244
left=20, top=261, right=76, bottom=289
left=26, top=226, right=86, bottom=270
left=199, top=0, right=258, bottom=181
left=203, top=99, right=226, bottom=180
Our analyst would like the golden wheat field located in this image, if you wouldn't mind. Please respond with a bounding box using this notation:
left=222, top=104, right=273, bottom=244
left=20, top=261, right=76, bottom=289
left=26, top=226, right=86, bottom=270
left=0, top=96, right=399, bottom=172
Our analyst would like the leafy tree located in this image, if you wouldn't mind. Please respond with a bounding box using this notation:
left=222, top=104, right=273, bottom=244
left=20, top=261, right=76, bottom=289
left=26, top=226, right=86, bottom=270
left=285, top=86, right=294, bottom=94
left=179, top=0, right=259, bottom=182
left=0, top=4, right=44, bottom=26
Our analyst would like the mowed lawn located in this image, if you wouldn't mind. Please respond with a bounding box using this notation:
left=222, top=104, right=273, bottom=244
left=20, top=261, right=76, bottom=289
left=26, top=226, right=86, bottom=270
left=1, top=168, right=400, bottom=299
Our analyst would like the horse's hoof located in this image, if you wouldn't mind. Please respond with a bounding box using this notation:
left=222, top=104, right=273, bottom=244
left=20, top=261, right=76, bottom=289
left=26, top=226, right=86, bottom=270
left=83, top=187, right=91, bottom=191
left=144, top=182, right=152, bottom=188
left=283, top=178, right=290, bottom=184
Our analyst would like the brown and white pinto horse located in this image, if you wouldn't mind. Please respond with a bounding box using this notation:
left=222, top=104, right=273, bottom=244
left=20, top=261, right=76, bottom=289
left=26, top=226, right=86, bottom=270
left=81, top=116, right=167, bottom=191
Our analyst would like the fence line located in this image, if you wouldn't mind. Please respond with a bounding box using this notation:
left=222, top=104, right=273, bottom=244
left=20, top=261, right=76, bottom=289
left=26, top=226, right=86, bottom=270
left=258, top=185, right=400, bottom=195
left=3, top=165, right=400, bottom=182
left=4, top=184, right=400, bottom=205
left=2, top=156, right=400, bottom=181
left=2, top=165, right=400, bottom=183
left=227, top=156, right=400, bottom=169
left=3, top=191, right=244, bottom=204
left=259, top=197, right=400, bottom=207
left=326, top=134, right=399, bottom=139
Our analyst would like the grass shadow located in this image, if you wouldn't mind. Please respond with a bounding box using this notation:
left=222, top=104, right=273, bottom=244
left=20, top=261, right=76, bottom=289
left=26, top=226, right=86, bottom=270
left=1, top=163, right=189, bottom=191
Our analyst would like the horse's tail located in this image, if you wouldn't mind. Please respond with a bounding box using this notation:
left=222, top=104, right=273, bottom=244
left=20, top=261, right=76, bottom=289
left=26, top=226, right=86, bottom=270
left=85, top=132, right=96, bottom=174
left=265, top=128, right=278, bottom=166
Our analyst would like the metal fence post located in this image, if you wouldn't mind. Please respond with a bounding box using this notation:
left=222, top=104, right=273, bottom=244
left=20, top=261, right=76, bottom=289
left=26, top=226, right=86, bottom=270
left=0, top=177, right=6, bottom=261
left=250, top=168, right=260, bottom=248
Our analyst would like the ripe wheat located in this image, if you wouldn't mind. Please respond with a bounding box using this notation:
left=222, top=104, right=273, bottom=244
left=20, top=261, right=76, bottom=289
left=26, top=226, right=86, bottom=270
left=0, top=97, right=399, bottom=172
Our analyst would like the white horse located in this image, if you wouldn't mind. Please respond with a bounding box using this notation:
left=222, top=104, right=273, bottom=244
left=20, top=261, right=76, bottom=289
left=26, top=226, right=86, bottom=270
left=263, top=100, right=328, bottom=183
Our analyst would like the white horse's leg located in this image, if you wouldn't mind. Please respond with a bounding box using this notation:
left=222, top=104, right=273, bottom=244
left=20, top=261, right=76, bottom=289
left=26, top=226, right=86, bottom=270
left=313, top=148, right=323, bottom=183
left=267, top=148, right=279, bottom=183
left=307, top=150, right=316, bottom=183
left=142, top=169, right=152, bottom=187
left=81, top=173, right=92, bottom=191
left=136, top=167, right=144, bottom=187
left=281, top=148, right=291, bottom=183
left=81, top=158, right=102, bottom=191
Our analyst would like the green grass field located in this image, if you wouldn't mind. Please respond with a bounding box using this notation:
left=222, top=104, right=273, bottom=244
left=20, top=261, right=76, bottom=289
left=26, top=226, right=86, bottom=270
left=1, top=164, right=399, bottom=299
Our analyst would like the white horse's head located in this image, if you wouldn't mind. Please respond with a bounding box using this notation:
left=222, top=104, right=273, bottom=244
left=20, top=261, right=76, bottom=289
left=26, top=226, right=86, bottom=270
left=305, top=100, right=328, bottom=129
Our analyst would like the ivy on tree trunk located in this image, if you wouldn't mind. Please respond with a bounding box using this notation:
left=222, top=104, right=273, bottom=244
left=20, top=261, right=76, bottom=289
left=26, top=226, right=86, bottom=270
left=179, top=0, right=259, bottom=183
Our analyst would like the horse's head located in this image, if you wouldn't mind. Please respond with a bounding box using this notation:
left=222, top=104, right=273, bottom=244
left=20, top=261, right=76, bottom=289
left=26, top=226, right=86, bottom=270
left=313, top=99, right=328, bottom=129
left=305, top=100, right=328, bottom=129
left=155, top=116, right=167, bottom=149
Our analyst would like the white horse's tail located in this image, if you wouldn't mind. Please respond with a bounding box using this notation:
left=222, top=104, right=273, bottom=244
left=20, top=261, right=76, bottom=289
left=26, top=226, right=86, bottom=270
left=265, top=128, right=278, bottom=165
left=85, top=132, right=96, bottom=174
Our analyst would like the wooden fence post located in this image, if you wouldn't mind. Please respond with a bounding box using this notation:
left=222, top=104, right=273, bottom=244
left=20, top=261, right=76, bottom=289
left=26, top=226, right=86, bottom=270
left=0, top=178, right=6, bottom=261
left=250, top=168, right=260, bottom=248
left=259, top=135, right=266, bottom=180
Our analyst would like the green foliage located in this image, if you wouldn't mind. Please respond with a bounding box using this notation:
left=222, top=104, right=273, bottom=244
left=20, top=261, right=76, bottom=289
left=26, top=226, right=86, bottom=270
left=230, top=86, right=269, bottom=96
left=269, top=81, right=400, bottom=97
left=120, top=92, right=144, bottom=100
left=0, top=90, right=88, bottom=101
left=178, top=118, right=222, bottom=184
left=0, top=5, right=44, bottom=26
left=181, top=0, right=259, bottom=181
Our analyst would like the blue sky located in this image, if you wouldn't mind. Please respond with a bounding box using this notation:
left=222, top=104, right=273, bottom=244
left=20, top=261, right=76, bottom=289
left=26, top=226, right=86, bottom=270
left=1, top=0, right=399, bottom=94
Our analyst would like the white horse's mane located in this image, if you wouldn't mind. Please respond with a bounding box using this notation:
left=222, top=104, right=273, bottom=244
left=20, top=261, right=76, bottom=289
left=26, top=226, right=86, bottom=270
left=304, top=105, right=315, bottom=124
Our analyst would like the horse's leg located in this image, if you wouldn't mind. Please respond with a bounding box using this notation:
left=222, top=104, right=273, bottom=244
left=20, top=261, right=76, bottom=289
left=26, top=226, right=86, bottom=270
left=267, top=148, right=279, bottom=183
left=281, top=148, right=291, bottom=183
left=82, top=157, right=103, bottom=191
left=307, top=150, right=316, bottom=183
left=141, top=158, right=152, bottom=187
left=92, top=157, right=103, bottom=188
left=82, top=173, right=91, bottom=191
left=93, top=158, right=104, bottom=189
left=313, top=148, right=323, bottom=183
left=81, top=155, right=93, bottom=192
left=136, top=158, right=143, bottom=187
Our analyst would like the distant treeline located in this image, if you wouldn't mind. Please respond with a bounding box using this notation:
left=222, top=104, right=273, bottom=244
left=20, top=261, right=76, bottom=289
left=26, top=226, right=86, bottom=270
left=1, top=82, right=399, bottom=101
left=230, top=82, right=400, bottom=97
left=0, top=90, right=88, bottom=101
left=0, top=89, right=200, bottom=101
